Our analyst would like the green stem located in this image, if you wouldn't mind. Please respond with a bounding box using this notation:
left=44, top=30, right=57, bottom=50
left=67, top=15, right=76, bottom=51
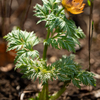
left=90, top=21, right=94, bottom=48
left=88, top=0, right=93, bottom=71
left=49, top=81, right=70, bottom=100
left=39, top=28, right=51, bottom=100
left=39, top=83, right=48, bottom=100
left=44, top=82, right=48, bottom=100
left=43, top=28, right=50, bottom=60
left=56, top=7, right=64, bottom=16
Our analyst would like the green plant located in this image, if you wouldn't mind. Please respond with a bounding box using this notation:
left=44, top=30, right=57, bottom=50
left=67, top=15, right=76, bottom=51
left=4, top=0, right=96, bottom=100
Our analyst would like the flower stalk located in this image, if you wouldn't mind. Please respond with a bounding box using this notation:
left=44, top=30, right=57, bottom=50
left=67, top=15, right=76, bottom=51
left=43, top=28, right=51, bottom=60
left=39, top=28, right=51, bottom=100
left=88, top=0, right=94, bottom=71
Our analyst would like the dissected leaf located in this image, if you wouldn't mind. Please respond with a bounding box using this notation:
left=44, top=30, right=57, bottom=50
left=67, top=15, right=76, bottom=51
left=50, top=55, right=96, bottom=88
left=34, top=1, right=85, bottom=52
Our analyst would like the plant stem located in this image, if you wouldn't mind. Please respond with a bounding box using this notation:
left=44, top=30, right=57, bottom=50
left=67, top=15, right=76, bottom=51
left=90, top=21, right=94, bottom=48
left=49, top=80, right=70, bottom=100
left=43, top=28, right=51, bottom=60
left=56, top=7, right=64, bottom=16
left=39, top=83, right=48, bottom=100
left=88, top=0, right=93, bottom=71
left=39, top=28, right=50, bottom=100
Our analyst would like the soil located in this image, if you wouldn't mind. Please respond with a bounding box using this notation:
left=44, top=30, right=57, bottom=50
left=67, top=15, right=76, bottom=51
left=0, top=0, right=100, bottom=100
left=1, top=37, right=100, bottom=100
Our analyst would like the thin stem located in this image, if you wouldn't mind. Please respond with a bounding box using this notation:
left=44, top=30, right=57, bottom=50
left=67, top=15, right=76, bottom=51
left=39, top=28, right=51, bottom=100
left=88, top=0, right=93, bottom=71
left=19, top=0, right=29, bottom=29
left=90, top=21, right=94, bottom=48
left=2, top=0, right=7, bottom=36
left=43, top=28, right=50, bottom=60
left=16, top=0, right=20, bottom=5
left=9, top=0, right=13, bottom=23
left=50, top=80, right=70, bottom=100
left=0, top=0, right=2, bottom=16
left=56, top=7, right=64, bottom=16
left=22, top=0, right=32, bottom=29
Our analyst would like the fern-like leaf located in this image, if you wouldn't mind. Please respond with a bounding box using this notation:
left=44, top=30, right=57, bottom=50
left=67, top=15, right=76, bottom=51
left=4, top=29, right=40, bottom=64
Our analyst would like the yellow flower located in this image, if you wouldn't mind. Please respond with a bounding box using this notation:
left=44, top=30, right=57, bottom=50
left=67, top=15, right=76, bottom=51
left=62, top=0, right=85, bottom=14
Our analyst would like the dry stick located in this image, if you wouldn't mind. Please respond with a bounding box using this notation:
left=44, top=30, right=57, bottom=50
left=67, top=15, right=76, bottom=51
left=90, top=21, right=94, bottom=49
left=0, top=0, right=2, bottom=37
left=21, top=0, right=32, bottom=30
left=10, top=0, right=29, bottom=23
left=0, top=0, right=2, bottom=26
left=0, top=0, right=2, bottom=16
left=9, top=0, right=13, bottom=24
left=88, top=1, right=93, bottom=72
left=2, top=0, right=7, bottom=37
left=16, top=0, right=20, bottom=5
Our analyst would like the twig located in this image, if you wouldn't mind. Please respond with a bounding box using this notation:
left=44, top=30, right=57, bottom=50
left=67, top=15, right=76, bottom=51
left=19, top=90, right=34, bottom=100
left=0, top=0, right=2, bottom=37
left=2, top=0, right=7, bottom=36
left=0, top=0, right=2, bottom=16
left=88, top=0, right=93, bottom=71
left=90, top=21, right=94, bottom=48
left=9, top=0, right=13, bottom=23
left=16, top=0, right=20, bottom=5
left=10, top=0, right=29, bottom=23
left=22, top=0, right=32, bottom=29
